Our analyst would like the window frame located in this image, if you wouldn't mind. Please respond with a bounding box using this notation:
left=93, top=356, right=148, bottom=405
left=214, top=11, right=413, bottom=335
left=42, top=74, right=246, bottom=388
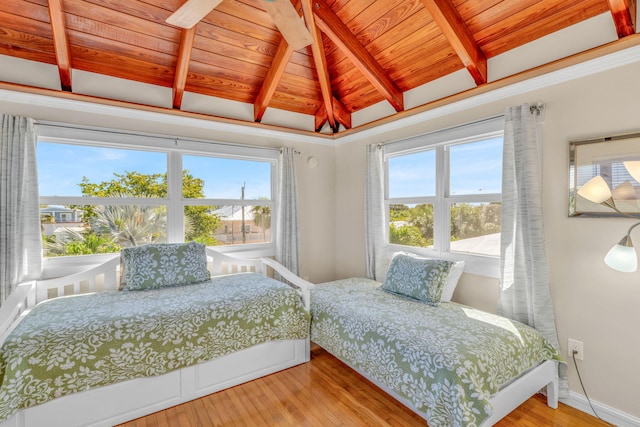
left=37, top=123, right=278, bottom=264
left=384, top=116, right=504, bottom=277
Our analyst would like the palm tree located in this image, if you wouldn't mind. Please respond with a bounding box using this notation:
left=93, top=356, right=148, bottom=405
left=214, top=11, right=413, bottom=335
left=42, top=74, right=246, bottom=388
left=43, top=228, right=119, bottom=257
left=91, top=204, right=167, bottom=247
left=251, top=205, right=271, bottom=242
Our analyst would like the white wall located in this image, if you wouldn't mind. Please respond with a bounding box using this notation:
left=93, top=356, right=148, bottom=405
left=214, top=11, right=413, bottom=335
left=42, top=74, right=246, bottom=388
left=333, top=59, right=640, bottom=420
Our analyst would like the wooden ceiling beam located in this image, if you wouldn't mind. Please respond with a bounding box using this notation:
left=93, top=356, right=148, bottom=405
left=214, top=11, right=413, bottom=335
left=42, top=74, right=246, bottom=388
left=314, top=96, right=350, bottom=133
left=420, top=0, right=487, bottom=86
left=607, top=0, right=637, bottom=38
left=301, top=0, right=336, bottom=132
left=314, top=107, right=327, bottom=132
left=332, top=96, right=351, bottom=130
left=254, top=0, right=303, bottom=123
left=254, top=39, right=294, bottom=122
left=312, top=0, right=404, bottom=112
left=173, top=26, right=196, bottom=110
left=47, top=0, right=72, bottom=91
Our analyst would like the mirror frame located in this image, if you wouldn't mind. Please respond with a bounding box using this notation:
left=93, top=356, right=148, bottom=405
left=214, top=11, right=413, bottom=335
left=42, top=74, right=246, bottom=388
left=569, top=132, right=640, bottom=217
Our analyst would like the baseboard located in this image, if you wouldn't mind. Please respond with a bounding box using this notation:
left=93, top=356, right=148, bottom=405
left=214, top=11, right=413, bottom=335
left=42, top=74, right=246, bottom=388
left=561, top=391, right=640, bottom=427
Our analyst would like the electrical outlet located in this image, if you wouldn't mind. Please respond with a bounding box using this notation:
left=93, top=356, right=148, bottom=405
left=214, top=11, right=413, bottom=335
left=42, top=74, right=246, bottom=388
left=568, top=339, right=584, bottom=360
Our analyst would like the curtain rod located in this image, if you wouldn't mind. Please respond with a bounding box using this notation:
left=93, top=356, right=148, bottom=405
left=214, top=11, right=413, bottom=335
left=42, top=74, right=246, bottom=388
left=529, top=102, right=545, bottom=116
left=278, top=147, right=301, bottom=154
left=35, top=120, right=281, bottom=153
left=378, top=113, right=505, bottom=149
left=378, top=101, right=544, bottom=150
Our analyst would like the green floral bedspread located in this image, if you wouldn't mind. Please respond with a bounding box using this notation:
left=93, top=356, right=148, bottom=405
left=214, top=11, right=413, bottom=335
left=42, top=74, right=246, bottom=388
left=0, top=273, right=309, bottom=422
left=311, top=278, right=561, bottom=427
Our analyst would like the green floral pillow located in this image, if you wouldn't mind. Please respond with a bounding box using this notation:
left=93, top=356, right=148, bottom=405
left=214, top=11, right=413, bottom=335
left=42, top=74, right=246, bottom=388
left=121, top=241, right=211, bottom=291
left=382, top=253, right=454, bottom=306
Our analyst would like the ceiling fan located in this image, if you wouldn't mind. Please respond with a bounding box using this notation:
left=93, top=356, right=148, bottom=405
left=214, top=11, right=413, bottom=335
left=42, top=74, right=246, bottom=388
left=166, top=0, right=313, bottom=50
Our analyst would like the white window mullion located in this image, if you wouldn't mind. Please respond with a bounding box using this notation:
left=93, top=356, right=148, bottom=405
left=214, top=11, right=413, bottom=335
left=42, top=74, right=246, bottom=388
left=270, top=161, right=278, bottom=245
left=434, top=145, right=448, bottom=253
left=388, top=196, right=436, bottom=206
left=448, top=194, right=501, bottom=204
left=167, top=151, right=183, bottom=243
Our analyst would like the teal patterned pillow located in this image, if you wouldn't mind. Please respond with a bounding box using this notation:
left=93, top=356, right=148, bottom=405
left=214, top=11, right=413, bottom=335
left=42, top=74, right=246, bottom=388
left=121, top=241, right=211, bottom=291
left=382, top=253, right=454, bottom=306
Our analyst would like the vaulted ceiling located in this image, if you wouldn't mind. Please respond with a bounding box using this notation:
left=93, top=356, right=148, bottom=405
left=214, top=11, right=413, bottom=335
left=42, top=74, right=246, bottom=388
left=0, top=0, right=637, bottom=135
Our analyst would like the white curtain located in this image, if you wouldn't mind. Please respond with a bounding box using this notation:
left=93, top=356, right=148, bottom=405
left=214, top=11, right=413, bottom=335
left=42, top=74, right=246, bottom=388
left=0, top=115, right=42, bottom=306
left=275, top=147, right=299, bottom=275
left=365, top=144, right=387, bottom=281
left=498, top=104, right=567, bottom=397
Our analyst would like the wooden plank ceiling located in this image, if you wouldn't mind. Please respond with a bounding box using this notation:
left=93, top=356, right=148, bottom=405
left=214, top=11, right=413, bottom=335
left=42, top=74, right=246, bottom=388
left=0, top=0, right=636, bottom=134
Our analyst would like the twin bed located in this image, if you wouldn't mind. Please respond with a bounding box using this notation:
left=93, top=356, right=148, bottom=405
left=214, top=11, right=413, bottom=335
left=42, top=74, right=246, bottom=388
left=311, top=277, right=560, bottom=427
left=0, top=244, right=313, bottom=427
left=0, top=247, right=560, bottom=427
left=312, top=252, right=560, bottom=427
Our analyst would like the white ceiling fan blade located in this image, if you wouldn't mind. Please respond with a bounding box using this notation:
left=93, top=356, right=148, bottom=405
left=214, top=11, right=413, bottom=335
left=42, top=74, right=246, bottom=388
left=166, top=0, right=223, bottom=29
left=263, top=0, right=313, bottom=50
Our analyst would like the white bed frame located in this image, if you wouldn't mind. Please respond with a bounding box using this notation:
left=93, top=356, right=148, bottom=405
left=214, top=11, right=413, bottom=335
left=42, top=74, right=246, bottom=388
left=337, top=356, right=558, bottom=426
left=0, top=249, right=314, bottom=427
left=323, top=339, right=558, bottom=426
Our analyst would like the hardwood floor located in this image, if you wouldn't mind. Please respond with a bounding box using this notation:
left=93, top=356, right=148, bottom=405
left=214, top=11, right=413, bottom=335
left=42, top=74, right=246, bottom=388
left=117, top=346, right=609, bottom=427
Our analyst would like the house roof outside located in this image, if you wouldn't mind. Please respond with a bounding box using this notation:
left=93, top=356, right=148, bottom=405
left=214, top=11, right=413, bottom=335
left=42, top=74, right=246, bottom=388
left=40, top=206, right=77, bottom=214
left=212, top=206, right=256, bottom=222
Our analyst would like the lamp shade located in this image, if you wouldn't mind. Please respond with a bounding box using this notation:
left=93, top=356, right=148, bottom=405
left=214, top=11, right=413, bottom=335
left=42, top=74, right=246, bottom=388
left=604, top=243, right=638, bottom=272
left=623, top=161, right=640, bottom=184
left=577, top=175, right=612, bottom=204
left=612, top=180, right=636, bottom=200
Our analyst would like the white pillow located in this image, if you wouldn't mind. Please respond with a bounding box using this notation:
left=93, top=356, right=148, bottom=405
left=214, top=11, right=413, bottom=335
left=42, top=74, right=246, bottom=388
left=440, top=260, right=465, bottom=302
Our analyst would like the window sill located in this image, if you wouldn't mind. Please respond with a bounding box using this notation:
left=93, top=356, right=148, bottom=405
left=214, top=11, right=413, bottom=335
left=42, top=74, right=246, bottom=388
left=207, top=243, right=275, bottom=259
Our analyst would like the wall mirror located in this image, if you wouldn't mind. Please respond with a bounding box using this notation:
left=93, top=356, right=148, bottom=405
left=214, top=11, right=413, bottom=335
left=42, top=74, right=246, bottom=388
left=569, top=132, right=640, bottom=216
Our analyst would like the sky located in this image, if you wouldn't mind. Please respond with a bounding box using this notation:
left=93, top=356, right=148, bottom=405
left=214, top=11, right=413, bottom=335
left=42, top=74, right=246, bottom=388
left=388, top=137, right=503, bottom=198
left=449, top=137, right=503, bottom=194
left=39, top=137, right=501, bottom=201
left=37, top=142, right=272, bottom=200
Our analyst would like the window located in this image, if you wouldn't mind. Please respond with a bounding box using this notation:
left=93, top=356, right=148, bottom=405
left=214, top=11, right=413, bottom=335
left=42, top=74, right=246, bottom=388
left=385, top=117, right=503, bottom=265
left=37, top=125, right=276, bottom=258
left=448, top=138, right=502, bottom=257
left=182, top=154, right=272, bottom=246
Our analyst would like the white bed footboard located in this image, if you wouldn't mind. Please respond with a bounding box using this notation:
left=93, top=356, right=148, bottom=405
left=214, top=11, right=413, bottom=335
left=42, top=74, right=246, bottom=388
left=261, top=257, right=314, bottom=310
left=203, top=249, right=314, bottom=309
left=483, top=359, right=558, bottom=425
left=0, top=282, right=35, bottom=343
left=330, top=353, right=558, bottom=426
left=206, top=249, right=262, bottom=275
left=36, top=255, right=121, bottom=302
